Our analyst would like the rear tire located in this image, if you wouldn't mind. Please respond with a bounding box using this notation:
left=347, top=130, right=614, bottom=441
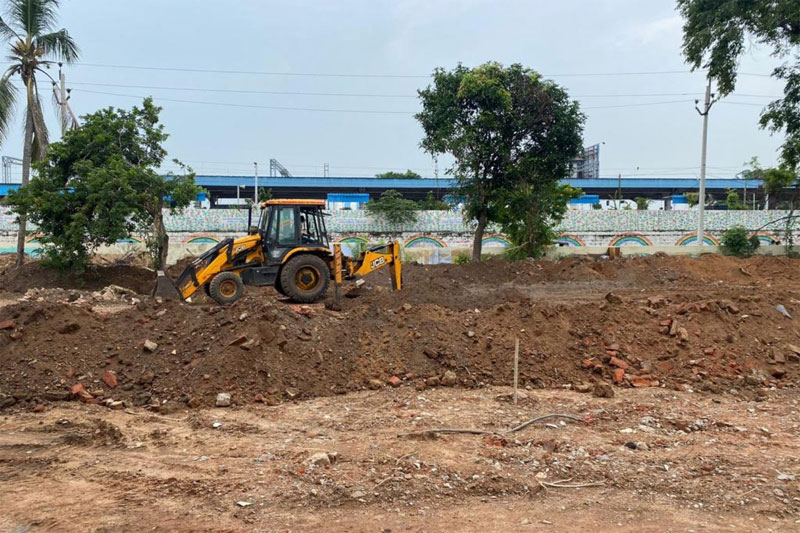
left=280, top=254, right=330, bottom=303
left=208, top=272, right=245, bottom=305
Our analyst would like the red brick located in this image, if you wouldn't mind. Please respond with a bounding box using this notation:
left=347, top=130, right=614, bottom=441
left=612, top=368, right=625, bottom=384
left=70, top=383, right=85, bottom=396
left=387, top=376, right=402, bottom=387
left=0, top=319, right=15, bottom=330
left=76, top=390, right=94, bottom=403
left=101, top=370, right=118, bottom=389
left=631, top=377, right=659, bottom=388
left=9, top=331, right=23, bottom=340
left=609, top=356, right=630, bottom=370
left=581, top=358, right=595, bottom=369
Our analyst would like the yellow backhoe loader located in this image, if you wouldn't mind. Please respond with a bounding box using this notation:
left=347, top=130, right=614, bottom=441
left=155, top=199, right=401, bottom=305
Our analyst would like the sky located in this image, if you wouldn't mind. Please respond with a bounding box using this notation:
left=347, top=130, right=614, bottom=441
left=0, top=0, right=789, bottom=180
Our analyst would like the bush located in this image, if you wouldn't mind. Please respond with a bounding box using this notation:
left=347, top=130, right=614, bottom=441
left=721, top=226, right=759, bottom=257
left=454, top=254, right=470, bottom=265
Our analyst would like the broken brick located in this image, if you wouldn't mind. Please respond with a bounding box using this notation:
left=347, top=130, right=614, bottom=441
left=609, top=356, right=629, bottom=370
left=387, top=376, right=402, bottom=387
left=101, top=370, right=118, bottom=389
left=70, top=383, right=85, bottom=396
left=0, top=319, right=15, bottom=330
left=613, top=368, right=625, bottom=384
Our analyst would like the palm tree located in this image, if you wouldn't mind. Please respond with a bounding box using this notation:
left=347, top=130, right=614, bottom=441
left=0, top=0, right=78, bottom=267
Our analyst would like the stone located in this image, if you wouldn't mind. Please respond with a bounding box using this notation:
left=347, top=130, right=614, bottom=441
left=186, top=397, right=201, bottom=408
left=139, top=370, right=155, bottom=385
left=422, top=347, right=438, bottom=359
left=401, top=303, right=412, bottom=312
left=307, top=451, right=337, bottom=467
left=368, top=379, right=383, bottom=390
left=32, top=404, right=46, bottom=413
left=593, top=382, right=615, bottom=398
left=9, top=332, right=22, bottom=340
left=350, top=490, right=366, bottom=499
left=229, top=335, right=248, bottom=346
left=441, top=370, right=457, bottom=386
left=613, top=368, right=625, bottom=384
left=677, top=327, right=689, bottom=342
left=101, top=370, right=118, bottom=389
left=605, top=292, right=623, bottom=304
left=414, top=381, right=427, bottom=391
left=426, top=376, right=440, bottom=387
left=143, top=339, right=158, bottom=352
left=0, top=319, right=16, bottom=330
left=669, top=320, right=679, bottom=336
left=215, top=392, right=232, bottom=407
left=774, top=351, right=786, bottom=364
left=254, top=393, right=266, bottom=403
left=108, top=401, right=124, bottom=410
left=466, top=330, right=475, bottom=338
left=647, top=296, right=667, bottom=309
left=574, top=382, right=593, bottom=393
left=387, top=376, right=401, bottom=387
left=76, top=390, right=95, bottom=403
left=609, top=356, right=629, bottom=370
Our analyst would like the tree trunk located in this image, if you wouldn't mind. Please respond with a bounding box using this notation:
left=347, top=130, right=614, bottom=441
left=154, top=207, right=169, bottom=270
left=15, top=107, right=34, bottom=268
left=471, top=207, right=488, bottom=261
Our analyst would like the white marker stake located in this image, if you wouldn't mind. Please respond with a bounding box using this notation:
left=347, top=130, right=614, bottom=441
left=513, top=337, right=520, bottom=405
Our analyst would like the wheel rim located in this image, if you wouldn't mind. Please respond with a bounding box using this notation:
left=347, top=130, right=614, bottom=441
left=219, top=279, right=238, bottom=298
left=295, top=266, right=321, bottom=291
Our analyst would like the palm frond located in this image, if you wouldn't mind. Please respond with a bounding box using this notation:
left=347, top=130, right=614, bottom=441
left=10, top=0, right=60, bottom=37
left=0, top=16, right=22, bottom=41
left=37, top=28, right=78, bottom=62
left=0, top=72, right=18, bottom=144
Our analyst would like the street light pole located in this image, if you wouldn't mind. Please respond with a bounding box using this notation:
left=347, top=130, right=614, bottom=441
left=254, top=162, right=259, bottom=205
left=695, top=79, right=715, bottom=249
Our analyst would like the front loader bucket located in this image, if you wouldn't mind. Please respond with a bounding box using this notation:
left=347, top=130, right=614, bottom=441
left=153, top=270, right=182, bottom=300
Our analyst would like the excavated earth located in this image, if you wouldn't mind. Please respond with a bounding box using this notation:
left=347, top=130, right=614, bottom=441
left=2, top=253, right=800, bottom=531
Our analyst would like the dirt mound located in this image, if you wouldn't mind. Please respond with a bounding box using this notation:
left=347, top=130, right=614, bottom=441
left=1, top=262, right=155, bottom=295
left=1, top=254, right=799, bottom=411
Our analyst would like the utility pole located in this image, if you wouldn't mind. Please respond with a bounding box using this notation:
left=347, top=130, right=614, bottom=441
left=253, top=162, right=258, bottom=204
left=59, top=63, right=67, bottom=137
left=695, top=79, right=715, bottom=248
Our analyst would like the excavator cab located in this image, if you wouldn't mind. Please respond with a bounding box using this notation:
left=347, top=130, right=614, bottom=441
left=166, top=199, right=402, bottom=305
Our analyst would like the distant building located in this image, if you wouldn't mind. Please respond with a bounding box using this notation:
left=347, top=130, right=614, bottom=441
left=570, top=144, right=601, bottom=179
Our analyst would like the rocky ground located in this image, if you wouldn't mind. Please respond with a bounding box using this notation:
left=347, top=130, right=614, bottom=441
left=1, top=253, right=800, bottom=531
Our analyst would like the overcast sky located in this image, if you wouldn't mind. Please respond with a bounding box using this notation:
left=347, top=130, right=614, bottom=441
left=0, top=0, right=788, bottom=179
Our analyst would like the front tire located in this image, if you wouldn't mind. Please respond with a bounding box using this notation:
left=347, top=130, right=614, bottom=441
left=208, top=272, right=245, bottom=305
left=280, top=255, right=330, bottom=303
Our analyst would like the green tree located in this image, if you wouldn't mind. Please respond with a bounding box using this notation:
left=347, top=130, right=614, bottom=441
left=678, top=0, right=800, bottom=169
left=725, top=189, right=747, bottom=210
left=257, top=187, right=272, bottom=203
left=497, top=183, right=581, bottom=259
left=375, top=169, right=422, bottom=179
left=6, top=98, right=198, bottom=271
left=685, top=192, right=700, bottom=207
left=0, top=0, right=79, bottom=267
left=634, top=197, right=650, bottom=210
left=365, top=189, right=419, bottom=225
left=417, top=62, right=584, bottom=260
left=418, top=190, right=449, bottom=210
left=721, top=225, right=760, bottom=257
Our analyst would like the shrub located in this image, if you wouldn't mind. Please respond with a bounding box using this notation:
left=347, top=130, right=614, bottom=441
left=721, top=226, right=759, bottom=257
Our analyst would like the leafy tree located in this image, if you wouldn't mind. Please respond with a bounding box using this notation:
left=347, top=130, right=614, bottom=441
left=6, top=98, right=198, bottom=271
left=417, top=62, right=584, bottom=260
left=634, top=197, right=650, bottom=210
left=375, top=169, right=422, bottom=179
left=418, top=190, right=449, bottom=210
left=0, top=0, right=79, bottom=267
left=678, top=0, right=800, bottom=169
left=365, top=189, right=418, bottom=225
left=257, top=187, right=272, bottom=203
left=497, top=183, right=581, bottom=259
left=685, top=192, right=700, bottom=207
left=725, top=189, right=747, bottom=210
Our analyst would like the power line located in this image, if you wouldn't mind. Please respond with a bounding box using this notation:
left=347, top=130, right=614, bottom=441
left=76, top=89, right=417, bottom=115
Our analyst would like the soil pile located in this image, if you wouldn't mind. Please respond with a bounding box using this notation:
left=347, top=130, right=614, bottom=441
left=1, top=253, right=800, bottom=411
left=1, top=262, right=155, bottom=295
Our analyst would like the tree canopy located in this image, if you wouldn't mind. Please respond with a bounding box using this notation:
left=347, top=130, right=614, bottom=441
left=364, top=189, right=419, bottom=225
left=678, top=0, right=800, bottom=169
left=417, top=62, right=584, bottom=259
left=375, top=169, right=422, bottom=179
left=6, top=98, right=198, bottom=270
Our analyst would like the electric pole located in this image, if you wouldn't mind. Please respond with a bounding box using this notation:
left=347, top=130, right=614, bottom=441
left=253, top=162, right=258, bottom=204
left=59, top=62, right=67, bottom=136
left=695, top=79, right=715, bottom=248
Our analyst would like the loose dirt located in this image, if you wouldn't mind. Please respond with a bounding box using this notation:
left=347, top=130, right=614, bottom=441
left=1, top=253, right=800, bottom=530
